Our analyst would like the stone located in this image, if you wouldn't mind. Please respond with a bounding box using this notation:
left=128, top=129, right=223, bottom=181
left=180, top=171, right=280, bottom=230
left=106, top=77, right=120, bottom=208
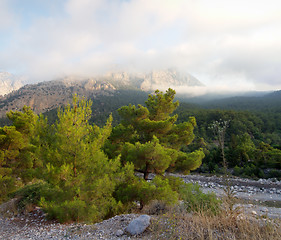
left=260, top=207, right=268, bottom=212
left=116, top=229, right=124, bottom=236
left=251, top=211, right=257, bottom=215
left=126, top=215, right=151, bottom=235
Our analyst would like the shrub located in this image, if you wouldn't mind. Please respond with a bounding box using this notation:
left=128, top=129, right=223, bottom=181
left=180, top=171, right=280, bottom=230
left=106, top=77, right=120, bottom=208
left=40, top=198, right=91, bottom=223
left=10, top=181, right=52, bottom=212
left=0, top=175, right=20, bottom=203
left=142, top=200, right=170, bottom=215
left=267, top=169, right=281, bottom=179
left=212, top=164, right=224, bottom=174
left=115, top=176, right=179, bottom=210
left=166, top=175, right=185, bottom=192
left=233, top=165, right=243, bottom=176
left=179, top=183, right=221, bottom=215
left=199, top=163, right=209, bottom=173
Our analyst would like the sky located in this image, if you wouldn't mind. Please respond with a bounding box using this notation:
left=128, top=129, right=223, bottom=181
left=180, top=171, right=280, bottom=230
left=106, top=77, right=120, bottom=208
left=0, top=0, right=281, bottom=92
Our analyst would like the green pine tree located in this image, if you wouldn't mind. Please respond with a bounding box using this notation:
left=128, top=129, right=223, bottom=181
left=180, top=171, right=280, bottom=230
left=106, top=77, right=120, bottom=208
left=105, top=88, right=204, bottom=180
left=0, top=106, right=38, bottom=202
left=37, top=95, right=134, bottom=222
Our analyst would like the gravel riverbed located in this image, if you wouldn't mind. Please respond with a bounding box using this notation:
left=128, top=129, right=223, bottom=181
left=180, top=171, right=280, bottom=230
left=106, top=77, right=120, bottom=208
left=174, top=173, right=281, bottom=218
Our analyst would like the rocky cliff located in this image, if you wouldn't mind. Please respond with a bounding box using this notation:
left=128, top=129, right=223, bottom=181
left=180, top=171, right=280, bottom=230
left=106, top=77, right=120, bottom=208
left=0, top=78, right=116, bottom=118
left=103, top=69, right=203, bottom=91
left=0, top=69, right=203, bottom=118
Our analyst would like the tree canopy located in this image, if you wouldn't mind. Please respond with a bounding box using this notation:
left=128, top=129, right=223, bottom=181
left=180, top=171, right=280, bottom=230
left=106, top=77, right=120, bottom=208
left=105, top=88, right=204, bottom=180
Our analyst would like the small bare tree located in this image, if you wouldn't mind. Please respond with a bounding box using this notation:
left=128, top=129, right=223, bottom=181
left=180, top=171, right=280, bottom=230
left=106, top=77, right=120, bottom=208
left=209, top=119, right=230, bottom=174
left=210, top=120, right=238, bottom=213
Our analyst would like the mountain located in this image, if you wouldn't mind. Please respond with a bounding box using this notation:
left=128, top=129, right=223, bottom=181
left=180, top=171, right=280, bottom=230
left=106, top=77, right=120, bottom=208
left=139, top=69, right=204, bottom=91
left=0, top=78, right=116, bottom=118
left=103, top=69, right=204, bottom=91
left=0, top=72, right=26, bottom=96
left=0, top=69, right=204, bottom=118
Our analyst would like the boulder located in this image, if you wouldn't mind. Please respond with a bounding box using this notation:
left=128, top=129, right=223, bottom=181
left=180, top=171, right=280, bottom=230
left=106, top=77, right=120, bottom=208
left=126, top=215, right=151, bottom=235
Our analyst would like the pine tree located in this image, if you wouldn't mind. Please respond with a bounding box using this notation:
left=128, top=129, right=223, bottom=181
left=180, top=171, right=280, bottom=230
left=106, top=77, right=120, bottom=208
left=105, top=88, right=204, bottom=180
left=38, top=95, right=134, bottom=222
left=0, top=106, right=38, bottom=202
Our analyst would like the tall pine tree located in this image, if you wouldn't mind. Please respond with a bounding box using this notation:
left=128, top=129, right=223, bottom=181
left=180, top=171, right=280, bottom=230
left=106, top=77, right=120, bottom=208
left=105, top=89, right=204, bottom=180
left=0, top=106, right=38, bottom=202
left=37, top=95, right=134, bottom=222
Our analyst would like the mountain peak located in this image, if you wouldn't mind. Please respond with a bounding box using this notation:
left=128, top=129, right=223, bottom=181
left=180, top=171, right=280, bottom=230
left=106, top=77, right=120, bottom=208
left=0, top=72, right=26, bottom=96
left=101, top=69, right=204, bottom=91
left=141, top=69, right=203, bottom=91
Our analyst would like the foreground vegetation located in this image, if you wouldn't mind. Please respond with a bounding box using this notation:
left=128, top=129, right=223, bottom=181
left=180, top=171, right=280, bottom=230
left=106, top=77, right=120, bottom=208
left=149, top=204, right=281, bottom=240
left=1, top=89, right=206, bottom=223
left=1, top=89, right=280, bottom=239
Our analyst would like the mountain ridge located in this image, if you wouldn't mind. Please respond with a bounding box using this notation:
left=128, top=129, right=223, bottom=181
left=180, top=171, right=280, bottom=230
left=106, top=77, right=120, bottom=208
left=0, top=69, right=204, bottom=118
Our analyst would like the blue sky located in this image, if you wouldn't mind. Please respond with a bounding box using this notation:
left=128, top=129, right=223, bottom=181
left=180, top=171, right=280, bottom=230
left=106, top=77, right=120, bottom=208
left=1, top=0, right=281, bottom=92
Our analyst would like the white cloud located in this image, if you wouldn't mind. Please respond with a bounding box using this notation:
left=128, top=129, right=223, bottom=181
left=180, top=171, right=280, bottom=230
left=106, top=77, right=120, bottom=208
left=0, top=0, right=281, bottom=91
left=0, top=0, right=16, bottom=30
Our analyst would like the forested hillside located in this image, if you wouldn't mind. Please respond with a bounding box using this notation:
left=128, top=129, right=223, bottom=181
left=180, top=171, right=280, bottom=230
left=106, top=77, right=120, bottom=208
left=199, top=90, right=281, bottom=112
left=43, top=89, right=149, bottom=126
left=1, top=89, right=281, bottom=181
left=176, top=100, right=281, bottom=178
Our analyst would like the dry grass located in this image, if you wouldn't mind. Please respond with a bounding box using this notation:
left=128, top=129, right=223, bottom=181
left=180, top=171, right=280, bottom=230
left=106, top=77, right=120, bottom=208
left=0, top=198, right=19, bottom=217
left=148, top=204, right=281, bottom=240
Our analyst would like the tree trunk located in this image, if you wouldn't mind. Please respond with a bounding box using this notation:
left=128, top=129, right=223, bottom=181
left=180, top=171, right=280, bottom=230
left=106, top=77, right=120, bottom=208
left=143, top=164, right=149, bottom=180
left=144, top=171, right=149, bottom=181
left=140, top=201, right=144, bottom=210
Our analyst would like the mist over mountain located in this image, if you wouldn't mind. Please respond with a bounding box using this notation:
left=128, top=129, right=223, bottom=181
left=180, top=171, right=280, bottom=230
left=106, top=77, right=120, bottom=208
left=0, top=72, right=26, bottom=96
left=1, top=68, right=279, bottom=120
left=194, top=90, right=281, bottom=111
left=0, top=69, right=205, bottom=117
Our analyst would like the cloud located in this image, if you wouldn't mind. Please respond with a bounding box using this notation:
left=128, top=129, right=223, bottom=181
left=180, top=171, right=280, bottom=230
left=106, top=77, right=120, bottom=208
left=0, top=0, right=281, bottom=91
left=0, top=0, right=16, bottom=30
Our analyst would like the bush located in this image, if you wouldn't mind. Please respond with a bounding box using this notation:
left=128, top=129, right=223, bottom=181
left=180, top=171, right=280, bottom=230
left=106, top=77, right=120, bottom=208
left=199, top=163, right=209, bottom=173
left=0, top=175, right=20, bottom=203
left=233, top=165, right=243, bottom=176
left=142, top=200, right=170, bottom=215
left=115, top=176, right=179, bottom=210
left=233, top=164, right=265, bottom=178
left=10, top=181, right=51, bottom=212
left=212, top=164, right=224, bottom=174
left=179, top=183, right=221, bottom=215
left=166, top=175, right=185, bottom=193
left=40, top=198, right=92, bottom=223
left=267, top=169, right=281, bottom=179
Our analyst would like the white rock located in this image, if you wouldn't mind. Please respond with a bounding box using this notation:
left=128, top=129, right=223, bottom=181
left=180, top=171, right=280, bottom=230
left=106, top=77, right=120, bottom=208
left=126, top=215, right=151, bottom=235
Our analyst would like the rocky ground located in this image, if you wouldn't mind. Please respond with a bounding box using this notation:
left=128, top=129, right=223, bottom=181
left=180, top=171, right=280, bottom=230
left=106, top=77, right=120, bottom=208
left=0, top=174, right=280, bottom=240
left=0, top=210, right=156, bottom=240
left=175, top=173, right=281, bottom=218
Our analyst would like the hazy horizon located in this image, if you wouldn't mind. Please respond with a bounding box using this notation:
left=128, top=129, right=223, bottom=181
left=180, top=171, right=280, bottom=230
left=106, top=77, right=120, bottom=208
left=1, top=0, right=281, bottom=92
